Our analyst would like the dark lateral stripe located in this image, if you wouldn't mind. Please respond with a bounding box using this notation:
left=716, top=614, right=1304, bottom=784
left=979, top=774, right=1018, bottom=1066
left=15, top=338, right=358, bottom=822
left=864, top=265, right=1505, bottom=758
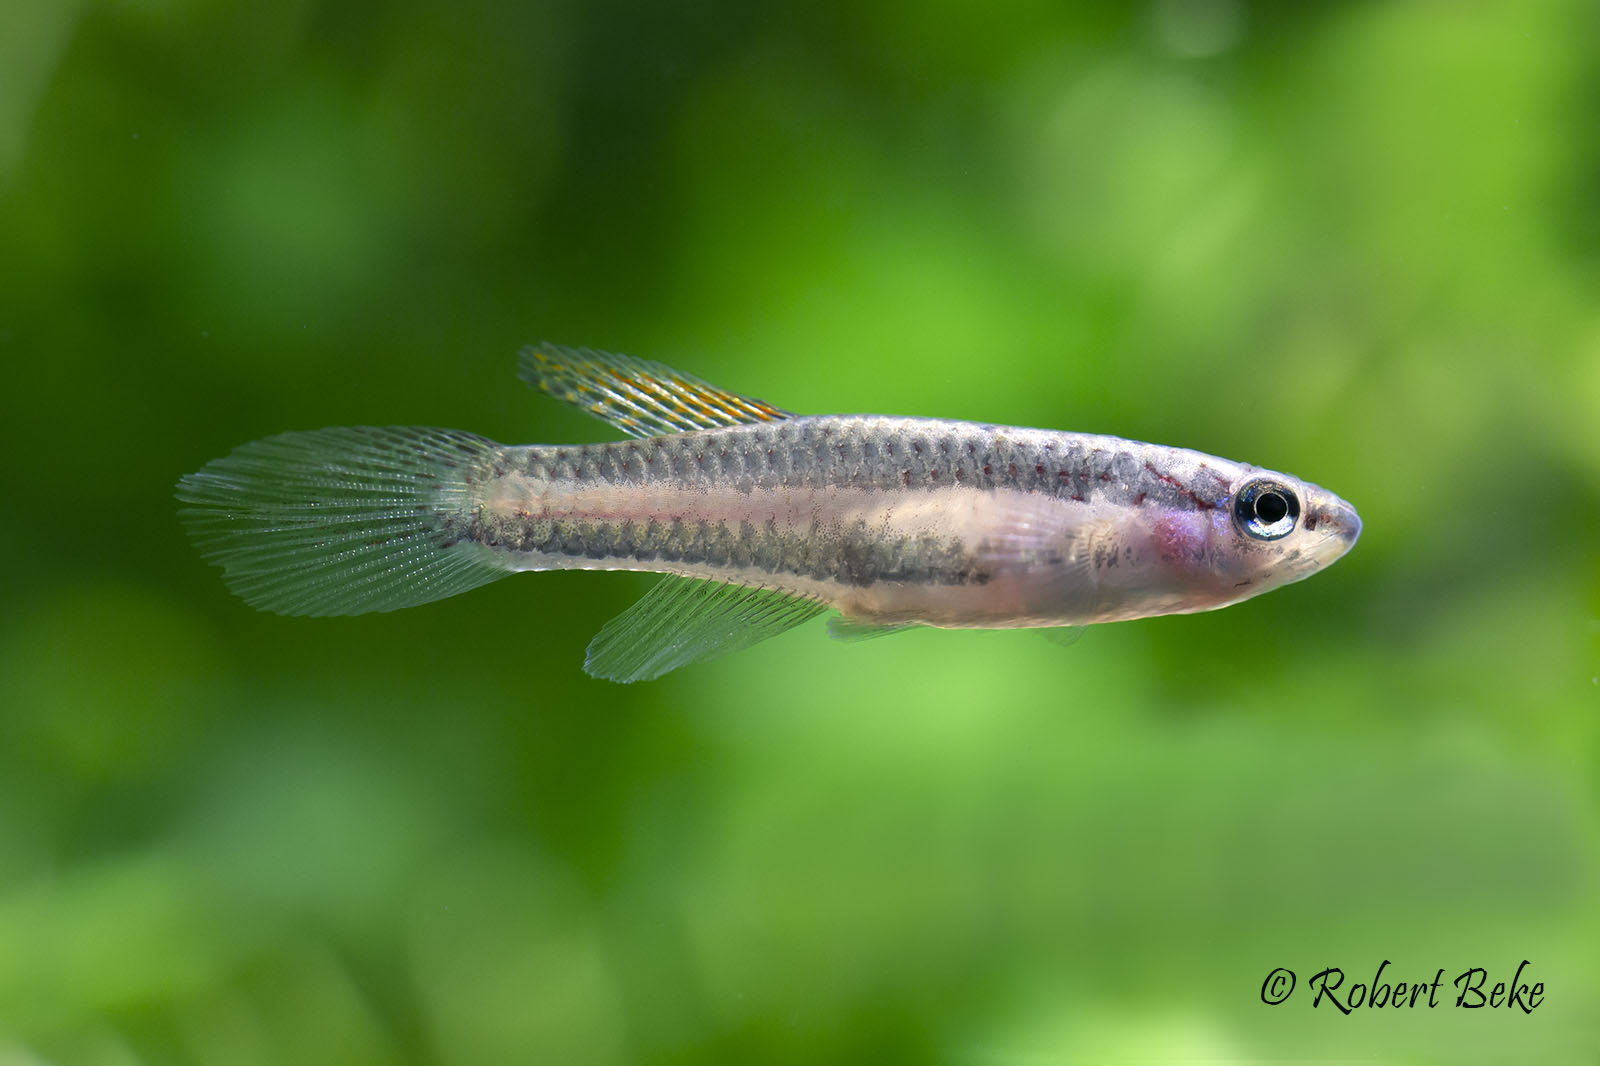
left=472, top=512, right=980, bottom=588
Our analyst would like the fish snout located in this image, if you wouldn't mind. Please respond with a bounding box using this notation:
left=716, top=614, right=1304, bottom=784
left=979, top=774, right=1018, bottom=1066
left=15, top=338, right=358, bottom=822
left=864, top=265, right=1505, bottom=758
left=1338, top=500, right=1362, bottom=545
left=1306, top=495, right=1361, bottom=566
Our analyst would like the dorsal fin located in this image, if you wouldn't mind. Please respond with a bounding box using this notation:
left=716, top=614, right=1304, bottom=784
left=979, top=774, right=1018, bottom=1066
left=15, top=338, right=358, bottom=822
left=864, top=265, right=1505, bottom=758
left=517, top=343, right=793, bottom=438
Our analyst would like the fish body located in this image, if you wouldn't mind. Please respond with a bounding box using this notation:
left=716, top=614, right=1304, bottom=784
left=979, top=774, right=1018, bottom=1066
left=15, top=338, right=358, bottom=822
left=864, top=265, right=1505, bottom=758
left=178, top=346, right=1361, bottom=681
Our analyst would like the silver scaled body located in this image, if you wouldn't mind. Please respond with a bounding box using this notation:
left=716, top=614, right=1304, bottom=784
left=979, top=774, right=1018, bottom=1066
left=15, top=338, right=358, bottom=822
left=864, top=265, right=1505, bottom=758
left=178, top=345, right=1361, bottom=680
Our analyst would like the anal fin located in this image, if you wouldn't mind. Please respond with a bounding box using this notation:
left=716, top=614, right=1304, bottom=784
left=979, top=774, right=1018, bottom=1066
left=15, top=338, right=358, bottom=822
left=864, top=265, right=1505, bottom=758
left=584, top=575, right=826, bottom=683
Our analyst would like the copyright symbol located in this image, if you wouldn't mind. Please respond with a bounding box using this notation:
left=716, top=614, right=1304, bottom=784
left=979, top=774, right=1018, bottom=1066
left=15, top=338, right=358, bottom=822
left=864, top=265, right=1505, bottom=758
left=1261, top=968, right=1295, bottom=1005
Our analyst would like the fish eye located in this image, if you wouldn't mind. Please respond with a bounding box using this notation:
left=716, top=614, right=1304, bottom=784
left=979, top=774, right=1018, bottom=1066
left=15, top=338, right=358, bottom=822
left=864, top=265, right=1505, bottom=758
left=1233, top=478, right=1300, bottom=541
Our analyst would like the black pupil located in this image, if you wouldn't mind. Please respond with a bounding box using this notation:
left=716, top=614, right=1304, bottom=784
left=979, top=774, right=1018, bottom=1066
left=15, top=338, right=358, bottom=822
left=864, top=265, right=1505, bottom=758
left=1255, top=491, right=1288, bottom=525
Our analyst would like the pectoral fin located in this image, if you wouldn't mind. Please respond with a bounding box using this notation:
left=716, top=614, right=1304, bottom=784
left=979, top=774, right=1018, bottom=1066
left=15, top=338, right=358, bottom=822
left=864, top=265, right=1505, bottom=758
left=519, top=343, right=793, bottom=438
left=584, top=575, right=826, bottom=683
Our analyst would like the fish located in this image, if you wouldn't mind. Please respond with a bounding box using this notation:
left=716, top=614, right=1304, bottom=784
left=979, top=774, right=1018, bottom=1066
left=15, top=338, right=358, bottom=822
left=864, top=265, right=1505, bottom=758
left=176, top=344, right=1362, bottom=682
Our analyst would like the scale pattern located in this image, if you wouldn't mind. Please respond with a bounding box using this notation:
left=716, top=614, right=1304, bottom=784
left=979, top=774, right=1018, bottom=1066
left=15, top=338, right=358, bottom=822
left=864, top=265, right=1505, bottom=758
left=450, top=417, right=1233, bottom=588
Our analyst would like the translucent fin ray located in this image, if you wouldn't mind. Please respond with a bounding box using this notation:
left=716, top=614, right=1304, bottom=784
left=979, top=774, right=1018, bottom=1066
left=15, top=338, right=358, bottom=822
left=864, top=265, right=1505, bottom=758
left=518, top=343, right=792, bottom=438
left=1038, top=625, right=1087, bottom=647
left=584, top=575, right=826, bottom=682
left=970, top=494, right=1084, bottom=571
left=176, top=427, right=509, bottom=616
left=826, top=616, right=922, bottom=642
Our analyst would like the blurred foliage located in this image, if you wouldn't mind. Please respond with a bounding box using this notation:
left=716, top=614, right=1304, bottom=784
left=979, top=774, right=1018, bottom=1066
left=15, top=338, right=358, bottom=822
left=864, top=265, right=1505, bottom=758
left=2, top=0, right=1598, bottom=1062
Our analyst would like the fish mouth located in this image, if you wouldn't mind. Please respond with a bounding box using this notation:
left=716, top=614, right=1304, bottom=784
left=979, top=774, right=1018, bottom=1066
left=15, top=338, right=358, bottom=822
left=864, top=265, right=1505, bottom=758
left=1337, top=501, right=1362, bottom=544
left=1309, top=497, right=1361, bottom=566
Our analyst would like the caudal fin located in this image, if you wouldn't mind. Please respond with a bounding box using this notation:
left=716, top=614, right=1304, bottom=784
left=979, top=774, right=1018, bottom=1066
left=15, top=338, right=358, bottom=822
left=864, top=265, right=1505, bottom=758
left=176, top=426, right=510, bottom=616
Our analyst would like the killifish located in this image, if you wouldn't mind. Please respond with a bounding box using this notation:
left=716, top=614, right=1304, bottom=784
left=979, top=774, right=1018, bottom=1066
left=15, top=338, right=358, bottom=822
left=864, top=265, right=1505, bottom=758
left=177, top=345, right=1361, bottom=682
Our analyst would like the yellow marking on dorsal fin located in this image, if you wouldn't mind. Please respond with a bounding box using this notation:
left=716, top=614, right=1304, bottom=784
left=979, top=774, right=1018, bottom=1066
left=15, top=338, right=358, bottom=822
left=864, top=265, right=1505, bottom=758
left=517, top=343, right=793, bottom=438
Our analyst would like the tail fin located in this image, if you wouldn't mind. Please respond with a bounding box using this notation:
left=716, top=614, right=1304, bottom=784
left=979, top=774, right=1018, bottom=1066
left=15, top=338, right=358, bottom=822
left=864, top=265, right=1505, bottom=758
left=176, top=426, right=510, bottom=616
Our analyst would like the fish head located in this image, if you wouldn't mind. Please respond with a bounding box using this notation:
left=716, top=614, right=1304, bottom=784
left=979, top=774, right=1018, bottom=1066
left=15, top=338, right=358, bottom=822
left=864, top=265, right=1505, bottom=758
left=1074, top=458, right=1361, bottom=623
left=1199, top=468, right=1361, bottom=603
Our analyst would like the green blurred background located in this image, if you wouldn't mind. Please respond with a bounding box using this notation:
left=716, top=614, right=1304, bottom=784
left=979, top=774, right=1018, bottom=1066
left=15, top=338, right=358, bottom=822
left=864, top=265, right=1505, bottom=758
left=2, top=0, right=1597, bottom=1062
